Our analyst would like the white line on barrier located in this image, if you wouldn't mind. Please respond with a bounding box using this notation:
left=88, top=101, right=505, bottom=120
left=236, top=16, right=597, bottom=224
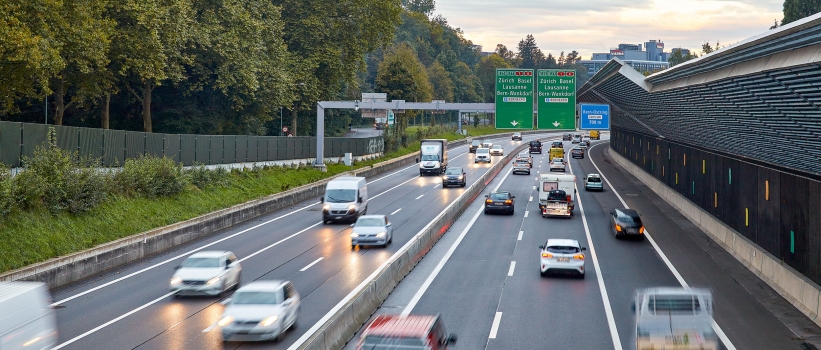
left=587, top=142, right=737, bottom=350
left=488, top=312, right=503, bottom=339
left=508, top=261, right=516, bottom=276
left=300, top=257, right=324, bottom=272
left=391, top=208, right=402, bottom=215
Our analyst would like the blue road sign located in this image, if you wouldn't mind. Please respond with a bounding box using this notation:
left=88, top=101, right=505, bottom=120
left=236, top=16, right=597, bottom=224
left=579, top=104, right=610, bottom=130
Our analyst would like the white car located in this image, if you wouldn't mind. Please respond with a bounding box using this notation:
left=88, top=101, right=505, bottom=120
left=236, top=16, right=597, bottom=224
left=170, top=251, right=242, bottom=297
left=350, top=215, right=393, bottom=248
left=635, top=288, right=718, bottom=350
left=539, top=239, right=586, bottom=278
left=482, top=141, right=493, bottom=149
left=475, top=147, right=491, bottom=163
left=490, top=144, right=504, bottom=156
left=219, top=280, right=300, bottom=342
left=549, top=157, right=566, bottom=172
left=512, top=132, right=522, bottom=141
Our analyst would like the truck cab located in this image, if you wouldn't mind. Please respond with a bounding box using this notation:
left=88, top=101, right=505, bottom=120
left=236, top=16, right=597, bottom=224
left=419, top=139, right=448, bottom=176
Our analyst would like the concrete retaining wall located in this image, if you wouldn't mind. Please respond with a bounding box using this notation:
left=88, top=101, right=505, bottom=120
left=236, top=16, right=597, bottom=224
left=608, top=147, right=821, bottom=327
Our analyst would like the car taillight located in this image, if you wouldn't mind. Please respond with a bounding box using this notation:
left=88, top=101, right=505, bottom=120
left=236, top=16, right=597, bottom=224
left=615, top=225, right=622, bottom=232
left=573, top=254, right=585, bottom=260
left=505, top=200, right=512, bottom=204
left=639, top=226, right=644, bottom=234
left=486, top=199, right=493, bottom=204
left=542, top=253, right=552, bottom=258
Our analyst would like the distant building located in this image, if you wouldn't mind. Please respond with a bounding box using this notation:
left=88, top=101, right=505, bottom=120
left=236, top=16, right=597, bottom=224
left=581, top=39, right=672, bottom=76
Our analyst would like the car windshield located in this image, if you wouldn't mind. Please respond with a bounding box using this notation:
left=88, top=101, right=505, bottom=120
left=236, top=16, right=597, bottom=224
left=515, top=160, right=528, bottom=164
left=587, top=177, right=601, bottom=182
left=552, top=158, right=563, bottom=163
left=489, top=193, right=509, bottom=200
left=421, top=154, right=439, bottom=161
left=618, top=214, right=642, bottom=226
left=547, top=191, right=566, bottom=200
left=445, top=168, right=462, bottom=175
left=231, top=291, right=280, bottom=305
left=471, top=140, right=482, bottom=145
left=356, top=217, right=384, bottom=226
left=492, top=145, right=501, bottom=149
left=325, top=189, right=356, bottom=203
left=181, top=257, right=221, bottom=268
left=649, top=296, right=701, bottom=313
left=476, top=148, right=489, bottom=153
left=361, top=336, right=426, bottom=349
left=530, top=142, right=540, bottom=146
left=546, top=246, right=580, bottom=254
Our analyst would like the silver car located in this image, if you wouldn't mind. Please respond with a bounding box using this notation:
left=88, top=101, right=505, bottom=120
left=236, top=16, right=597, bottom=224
left=351, top=215, right=393, bottom=248
left=474, top=147, right=491, bottom=163
left=170, top=251, right=241, bottom=297
left=539, top=239, right=586, bottom=278
left=490, top=144, right=504, bottom=156
left=584, top=173, right=603, bottom=191
left=219, top=280, right=300, bottom=342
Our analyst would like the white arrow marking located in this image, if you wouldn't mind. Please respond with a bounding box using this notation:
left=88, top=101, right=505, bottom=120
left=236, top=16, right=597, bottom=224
left=552, top=121, right=561, bottom=127
left=511, top=120, right=519, bottom=126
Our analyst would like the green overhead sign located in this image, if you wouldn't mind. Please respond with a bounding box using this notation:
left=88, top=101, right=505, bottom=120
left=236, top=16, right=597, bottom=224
left=495, top=68, right=533, bottom=129
left=537, top=69, right=576, bottom=130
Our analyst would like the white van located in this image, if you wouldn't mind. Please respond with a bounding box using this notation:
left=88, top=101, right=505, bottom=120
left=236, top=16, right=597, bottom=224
left=0, top=282, right=58, bottom=349
left=322, top=177, right=368, bottom=224
left=538, top=173, right=576, bottom=213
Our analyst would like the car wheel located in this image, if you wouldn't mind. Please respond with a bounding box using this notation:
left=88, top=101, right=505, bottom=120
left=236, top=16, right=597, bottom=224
left=579, top=273, right=585, bottom=279
left=234, top=274, right=241, bottom=290
left=351, top=244, right=357, bottom=249
left=527, top=171, right=531, bottom=175
left=540, top=270, right=547, bottom=277
left=484, top=209, right=489, bottom=214
left=419, top=170, right=424, bottom=176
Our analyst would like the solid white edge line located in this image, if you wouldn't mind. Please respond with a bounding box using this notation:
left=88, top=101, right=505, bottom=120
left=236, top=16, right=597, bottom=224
left=587, top=142, right=737, bottom=350
left=488, top=312, right=503, bottom=339
left=518, top=231, right=523, bottom=241
left=390, top=208, right=402, bottom=215
left=507, top=261, right=516, bottom=276
left=299, top=257, right=325, bottom=272
left=569, top=156, right=623, bottom=350
left=53, top=292, right=175, bottom=349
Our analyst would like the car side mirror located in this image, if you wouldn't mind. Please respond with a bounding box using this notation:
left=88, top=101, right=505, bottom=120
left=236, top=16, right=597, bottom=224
left=349, top=223, right=355, bottom=227
left=511, top=196, right=516, bottom=198
left=174, top=265, right=181, bottom=270
left=415, top=158, right=419, bottom=163
left=447, top=334, right=458, bottom=343
left=358, top=197, right=363, bottom=203
left=320, top=197, right=324, bottom=203
left=386, top=223, right=392, bottom=227
left=581, top=247, right=587, bottom=251
left=220, top=298, right=232, bottom=305
left=631, top=301, right=636, bottom=311
left=538, top=245, right=545, bottom=249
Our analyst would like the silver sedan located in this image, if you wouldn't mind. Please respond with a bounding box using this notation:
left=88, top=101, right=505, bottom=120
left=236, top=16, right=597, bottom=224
left=218, top=280, right=300, bottom=342
left=350, top=215, right=393, bottom=248
left=170, top=251, right=242, bottom=297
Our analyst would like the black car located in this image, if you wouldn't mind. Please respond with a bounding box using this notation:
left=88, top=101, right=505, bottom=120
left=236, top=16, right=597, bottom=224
left=571, top=148, right=584, bottom=159
left=562, top=133, right=572, bottom=141
left=551, top=141, right=563, bottom=149
left=469, top=140, right=482, bottom=153
left=484, top=191, right=515, bottom=215
left=442, top=167, right=467, bottom=188
left=529, top=141, right=542, bottom=154
left=610, top=208, right=644, bottom=239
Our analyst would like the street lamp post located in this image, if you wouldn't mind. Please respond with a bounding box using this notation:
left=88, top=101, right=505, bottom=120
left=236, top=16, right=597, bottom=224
left=280, top=107, right=283, bottom=136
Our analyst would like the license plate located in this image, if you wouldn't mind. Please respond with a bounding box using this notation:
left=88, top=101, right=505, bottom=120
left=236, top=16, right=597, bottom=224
left=494, top=203, right=503, bottom=205
left=557, top=257, right=570, bottom=262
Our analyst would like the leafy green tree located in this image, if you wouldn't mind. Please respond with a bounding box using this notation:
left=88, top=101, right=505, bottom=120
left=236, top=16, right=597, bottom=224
left=475, top=54, right=511, bottom=102
left=427, top=61, right=454, bottom=101
left=782, top=0, right=821, bottom=25
left=543, top=53, right=557, bottom=68
left=451, top=62, right=482, bottom=103
left=375, top=43, right=432, bottom=136
left=402, top=0, right=435, bottom=15
left=668, top=48, right=698, bottom=67
left=516, top=34, right=544, bottom=69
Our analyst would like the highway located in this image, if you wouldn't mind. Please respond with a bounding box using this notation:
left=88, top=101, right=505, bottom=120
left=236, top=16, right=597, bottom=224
left=48, top=132, right=555, bottom=350
left=342, top=138, right=821, bottom=350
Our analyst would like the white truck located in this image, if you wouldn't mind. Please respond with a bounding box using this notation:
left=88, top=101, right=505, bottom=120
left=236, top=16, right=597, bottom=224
left=538, top=173, right=576, bottom=217
left=418, top=139, right=448, bottom=176
left=635, top=288, right=718, bottom=350
left=0, top=282, right=58, bottom=349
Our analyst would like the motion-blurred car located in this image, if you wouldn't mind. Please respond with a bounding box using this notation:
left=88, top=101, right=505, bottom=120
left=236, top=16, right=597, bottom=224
left=571, top=148, right=584, bottom=159
left=357, top=314, right=457, bottom=350
left=610, top=208, right=644, bottom=239
left=219, top=280, right=300, bottom=342
left=512, top=132, right=523, bottom=141
left=351, top=215, right=393, bottom=248
left=549, top=157, right=566, bottom=172
left=635, top=288, right=718, bottom=350
left=442, top=167, right=467, bottom=188
left=0, top=282, right=58, bottom=349
left=539, top=239, right=586, bottom=278
left=475, top=147, right=491, bottom=163
left=490, top=144, right=504, bottom=156
left=469, top=139, right=482, bottom=153
left=170, top=251, right=241, bottom=297
left=584, top=174, right=603, bottom=191
left=562, top=133, right=572, bottom=141
left=484, top=191, right=515, bottom=215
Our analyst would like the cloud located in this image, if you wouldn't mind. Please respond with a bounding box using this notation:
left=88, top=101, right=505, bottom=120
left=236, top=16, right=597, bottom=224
left=435, top=0, right=782, bottom=58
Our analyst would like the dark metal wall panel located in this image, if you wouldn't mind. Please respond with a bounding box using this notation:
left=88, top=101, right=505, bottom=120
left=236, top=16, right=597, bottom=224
left=125, top=131, right=146, bottom=159
left=0, top=121, right=22, bottom=167
left=21, top=123, right=50, bottom=160
left=236, top=136, right=248, bottom=163
left=78, top=127, right=103, bottom=161
left=164, top=134, right=181, bottom=162
left=55, top=126, right=79, bottom=157
left=276, top=138, right=285, bottom=160
left=266, top=138, right=277, bottom=161
left=285, top=138, right=295, bottom=159
left=195, top=136, right=210, bottom=164
left=179, top=134, right=196, bottom=166
left=145, top=133, right=164, bottom=158
left=223, top=137, right=236, bottom=164
left=209, top=136, right=224, bottom=165
left=757, top=168, right=781, bottom=256
left=102, top=129, right=125, bottom=166
left=780, top=175, right=808, bottom=274
left=807, top=180, right=821, bottom=283
left=246, top=137, right=259, bottom=163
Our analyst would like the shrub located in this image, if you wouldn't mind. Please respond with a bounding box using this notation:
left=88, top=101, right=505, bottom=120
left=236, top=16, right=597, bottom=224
left=188, top=164, right=230, bottom=189
left=115, top=156, right=187, bottom=198
left=0, top=166, right=15, bottom=216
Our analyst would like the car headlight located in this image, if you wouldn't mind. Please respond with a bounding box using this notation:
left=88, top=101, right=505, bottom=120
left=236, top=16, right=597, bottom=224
left=170, top=276, right=182, bottom=285
left=376, top=231, right=386, bottom=238
left=206, top=277, right=220, bottom=285
left=351, top=232, right=360, bottom=238
left=323, top=204, right=330, bottom=211
left=260, top=315, right=278, bottom=327
left=348, top=204, right=356, bottom=210
left=442, top=175, right=448, bottom=180
left=217, top=316, right=234, bottom=327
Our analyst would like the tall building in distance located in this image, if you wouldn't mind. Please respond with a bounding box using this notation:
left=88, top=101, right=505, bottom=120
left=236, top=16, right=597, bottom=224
left=581, top=40, right=672, bottom=76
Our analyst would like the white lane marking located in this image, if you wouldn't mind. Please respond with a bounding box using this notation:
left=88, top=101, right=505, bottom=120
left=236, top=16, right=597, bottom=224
left=53, top=292, right=175, bottom=349
left=433, top=184, right=441, bottom=188
left=529, top=196, right=533, bottom=202
left=371, top=176, right=420, bottom=200
left=524, top=211, right=529, bottom=218
left=587, top=143, right=737, bottom=350
left=415, top=194, right=424, bottom=200
left=533, top=186, right=536, bottom=190
left=300, top=257, right=324, bottom=272
left=518, top=231, right=523, bottom=240
left=390, top=208, right=402, bottom=215
left=238, top=222, right=322, bottom=262
left=401, top=165, right=514, bottom=316
left=508, top=261, right=516, bottom=276
left=488, top=312, right=503, bottom=339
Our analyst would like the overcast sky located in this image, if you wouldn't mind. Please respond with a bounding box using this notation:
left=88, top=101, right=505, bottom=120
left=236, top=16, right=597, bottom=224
left=435, top=0, right=783, bottom=58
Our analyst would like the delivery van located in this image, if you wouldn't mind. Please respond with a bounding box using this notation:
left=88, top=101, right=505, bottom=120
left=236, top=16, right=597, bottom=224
left=322, top=177, right=368, bottom=223
left=418, top=139, right=448, bottom=176
left=549, top=147, right=565, bottom=161
left=590, top=130, right=600, bottom=140
left=0, top=282, right=58, bottom=350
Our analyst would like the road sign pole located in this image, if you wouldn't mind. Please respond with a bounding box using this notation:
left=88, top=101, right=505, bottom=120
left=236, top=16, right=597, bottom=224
left=314, top=103, right=326, bottom=171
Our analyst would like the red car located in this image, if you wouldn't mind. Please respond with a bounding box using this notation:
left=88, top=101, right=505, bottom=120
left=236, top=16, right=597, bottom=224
left=357, top=314, right=457, bottom=350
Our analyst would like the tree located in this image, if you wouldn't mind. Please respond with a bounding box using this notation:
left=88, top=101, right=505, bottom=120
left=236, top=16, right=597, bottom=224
left=402, top=0, right=435, bottom=15
left=475, top=54, right=511, bottom=102
left=770, top=19, right=780, bottom=30
left=375, top=44, right=432, bottom=136
left=543, top=53, right=557, bottom=69
left=668, top=48, right=698, bottom=67
left=427, top=61, right=454, bottom=102
left=450, top=62, right=482, bottom=103
left=516, top=34, right=545, bottom=69
left=701, top=41, right=721, bottom=55
left=557, top=51, right=565, bottom=66
left=563, top=51, right=581, bottom=66
left=495, top=44, right=515, bottom=61
left=782, top=0, right=821, bottom=25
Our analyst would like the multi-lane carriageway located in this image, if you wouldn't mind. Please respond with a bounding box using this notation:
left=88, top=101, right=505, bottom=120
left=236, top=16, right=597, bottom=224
left=48, top=132, right=821, bottom=350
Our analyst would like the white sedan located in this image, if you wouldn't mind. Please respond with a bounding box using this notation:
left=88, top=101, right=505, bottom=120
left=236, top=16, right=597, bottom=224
left=539, top=239, right=586, bottom=278
left=490, top=144, right=504, bottom=156
left=170, top=251, right=241, bottom=297
left=219, top=280, right=301, bottom=342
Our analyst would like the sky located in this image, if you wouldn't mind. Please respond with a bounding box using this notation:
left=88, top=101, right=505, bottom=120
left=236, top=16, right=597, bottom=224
left=434, top=0, right=784, bottom=59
